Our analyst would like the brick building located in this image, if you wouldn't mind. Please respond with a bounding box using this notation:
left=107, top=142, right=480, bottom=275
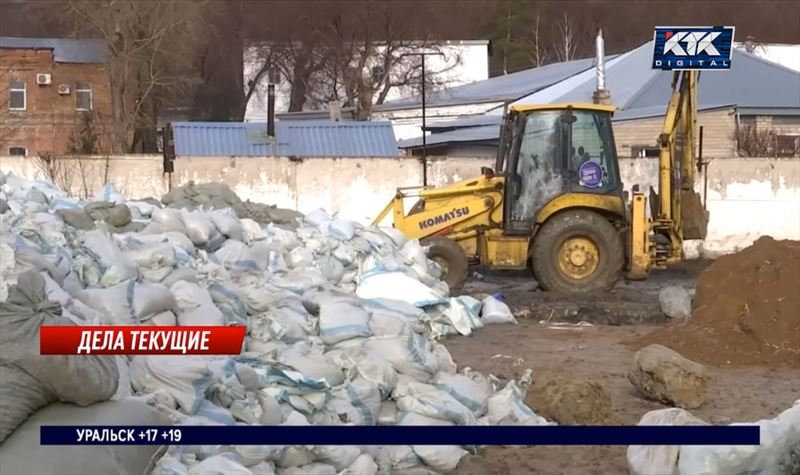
left=0, top=37, right=113, bottom=157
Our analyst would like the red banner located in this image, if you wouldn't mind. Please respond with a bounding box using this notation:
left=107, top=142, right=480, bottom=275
left=40, top=326, right=247, bottom=355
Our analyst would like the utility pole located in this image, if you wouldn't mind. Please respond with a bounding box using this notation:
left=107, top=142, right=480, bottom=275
left=402, top=51, right=443, bottom=187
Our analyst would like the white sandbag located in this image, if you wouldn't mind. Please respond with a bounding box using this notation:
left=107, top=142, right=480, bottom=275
left=182, top=211, right=218, bottom=246
left=94, top=183, right=125, bottom=204
left=75, top=281, right=177, bottom=324
left=278, top=463, right=336, bottom=475
left=338, top=348, right=398, bottom=396
left=215, top=240, right=270, bottom=272
left=412, top=445, right=468, bottom=473
left=481, top=295, right=517, bottom=324
left=288, top=247, right=315, bottom=269
left=129, top=355, right=212, bottom=414
left=122, top=242, right=177, bottom=282
left=318, top=256, right=345, bottom=284
left=356, top=271, right=447, bottom=308
left=241, top=218, right=266, bottom=242
left=363, top=334, right=438, bottom=382
left=378, top=401, right=398, bottom=425
left=80, top=230, right=139, bottom=286
left=151, top=208, right=187, bottom=233
left=127, top=200, right=159, bottom=219
left=171, top=280, right=226, bottom=326
left=440, top=296, right=484, bottom=336
left=134, top=282, right=178, bottom=320
left=305, top=208, right=332, bottom=226
left=325, top=219, right=357, bottom=241
left=395, top=384, right=477, bottom=425
left=485, top=370, right=552, bottom=426
left=374, top=445, right=424, bottom=473
left=397, top=411, right=455, bottom=426
left=234, top=444, right=282, bottom=467
left=431, top=343, right=457, bottom=375
left=434, top=369, right=492, bottom=417
left=627, top=408, right=709, bottom=475
left=341, top=454, right=378, bottom=475
left=211, top=209, right=244, bottom=241
left=188, top=455, right=254, bottom=475
left=312, top=445, right=361, bottom=471
left=277, top=446, right=316, bottom=468
left=319, top=300, right=371, bottom=345
left=279, top=343, right=345, bottom=387
left=677, top=401, right=800, bottom=475
left=250, top=461, right=276, bottom=475
left=152, top=455, right=189, bottom=475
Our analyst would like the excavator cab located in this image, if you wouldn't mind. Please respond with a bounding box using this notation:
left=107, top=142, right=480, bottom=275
left=497, top=104, right=624, bottom=236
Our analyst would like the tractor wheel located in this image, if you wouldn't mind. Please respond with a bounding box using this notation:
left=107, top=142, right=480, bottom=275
left=424, top=236, right=468, bottom=294
left=531, top=209, right=624, bottom=294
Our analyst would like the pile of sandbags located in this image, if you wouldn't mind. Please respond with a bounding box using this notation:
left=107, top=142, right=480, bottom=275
left=0, top=271, right=119, bottom=443
left=0, top=173, right=540, bottom=474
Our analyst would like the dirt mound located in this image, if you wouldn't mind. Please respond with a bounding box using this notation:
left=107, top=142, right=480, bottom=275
left=633, top=237, right=800, bottom=367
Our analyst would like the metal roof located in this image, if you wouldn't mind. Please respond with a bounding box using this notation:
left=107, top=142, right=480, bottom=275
left=400, top=41, right=800, bottom=149
left=172, top=120, right=399, bottom=158
left=376, top=55, right=612, bottom=110
left=0, top=36, right=108, bottom=63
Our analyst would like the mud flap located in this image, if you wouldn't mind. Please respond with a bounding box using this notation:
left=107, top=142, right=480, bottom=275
left=681, top=189, right=709, bottom=240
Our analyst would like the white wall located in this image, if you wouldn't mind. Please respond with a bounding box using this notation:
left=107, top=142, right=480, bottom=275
left=244, top=41, right=489, bottom=122
left=2, top=155, right=797, bottom=258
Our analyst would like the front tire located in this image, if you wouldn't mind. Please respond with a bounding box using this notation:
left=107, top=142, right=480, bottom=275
left=424, top=236, right=468, bottom=294
left=531, top=210, right=624, bottom=294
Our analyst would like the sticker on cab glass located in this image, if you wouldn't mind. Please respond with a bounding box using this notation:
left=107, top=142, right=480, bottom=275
left=579, top=160, right=604, bottom=188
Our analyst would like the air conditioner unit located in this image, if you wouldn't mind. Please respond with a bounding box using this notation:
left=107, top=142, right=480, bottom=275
left=57, top=84, right=71, bottom=95
left=36, top=73, right=52, bottom=85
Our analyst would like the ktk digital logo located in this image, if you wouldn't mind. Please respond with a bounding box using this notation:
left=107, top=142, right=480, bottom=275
left=652, top=26, right=735, bottom=70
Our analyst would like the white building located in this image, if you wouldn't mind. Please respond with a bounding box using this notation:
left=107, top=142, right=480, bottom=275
left=244, top=40, right=489, bottom=124
left=733, top=42, right=800, bottom=72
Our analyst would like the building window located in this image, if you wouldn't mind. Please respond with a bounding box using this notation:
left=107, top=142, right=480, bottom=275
left=76, top=82, right=92, bottom=111
left=8, top=146, right=27, bottom=156
left=9, top=81, right=26, bottom=110
left=631, top=145, right=659, bottom=158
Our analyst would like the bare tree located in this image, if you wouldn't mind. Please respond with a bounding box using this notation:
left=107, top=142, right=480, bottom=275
left=317, top=2, right=461, bottom=120
left=66, top=0, right=209, bottom=153
left=526, top=11, right=547, bottom=67
left=556, top=13, right=577, bottom=62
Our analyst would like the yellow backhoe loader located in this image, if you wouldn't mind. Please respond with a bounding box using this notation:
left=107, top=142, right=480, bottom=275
left=372, top=70, right=709, bottom=294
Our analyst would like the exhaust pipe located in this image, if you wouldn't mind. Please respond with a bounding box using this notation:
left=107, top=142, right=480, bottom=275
left=593, top=29, right=611, bottom=105
left=267, top=83, right=275, bottom=137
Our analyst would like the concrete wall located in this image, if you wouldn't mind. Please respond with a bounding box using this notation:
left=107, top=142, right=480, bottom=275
left=1, top=154, right=798, bottom=257
left=0, top=154, right=168, bottom=199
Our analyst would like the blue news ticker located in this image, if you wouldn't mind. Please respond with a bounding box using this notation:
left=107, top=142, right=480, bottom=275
left=41, top=425, right=761, bottom=446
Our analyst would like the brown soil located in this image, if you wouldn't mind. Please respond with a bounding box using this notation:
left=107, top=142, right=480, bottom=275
left=632, top=237, right=800, bottom=367
left=445, top=321, right=800, bottom=475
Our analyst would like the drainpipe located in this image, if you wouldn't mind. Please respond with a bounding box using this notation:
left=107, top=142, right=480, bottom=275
left=592, top=29, right=612, bottom=105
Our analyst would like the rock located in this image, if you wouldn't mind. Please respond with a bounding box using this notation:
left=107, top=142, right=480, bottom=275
left=658, top=286, right=692, bottom=319
left=56, top=209, right=96, bottom=230
left=525, top=372, right=613, bottom=425
left=628, top=344, right=708, bottom=409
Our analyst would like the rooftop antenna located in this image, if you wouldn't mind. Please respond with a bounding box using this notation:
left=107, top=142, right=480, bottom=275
left=592, top=29, right=612, bottom=105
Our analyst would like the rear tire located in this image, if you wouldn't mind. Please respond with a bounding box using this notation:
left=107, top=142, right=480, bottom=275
left=531, top=210, right=624, bottom=294
left=424, top=236, right=468, bottom=294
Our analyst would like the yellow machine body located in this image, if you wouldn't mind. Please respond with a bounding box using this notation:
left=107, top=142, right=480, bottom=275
left=373, top=76, right=705, bottom=293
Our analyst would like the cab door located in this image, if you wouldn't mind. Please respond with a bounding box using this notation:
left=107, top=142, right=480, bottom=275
left=502, top=109, right=570, bottom=235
